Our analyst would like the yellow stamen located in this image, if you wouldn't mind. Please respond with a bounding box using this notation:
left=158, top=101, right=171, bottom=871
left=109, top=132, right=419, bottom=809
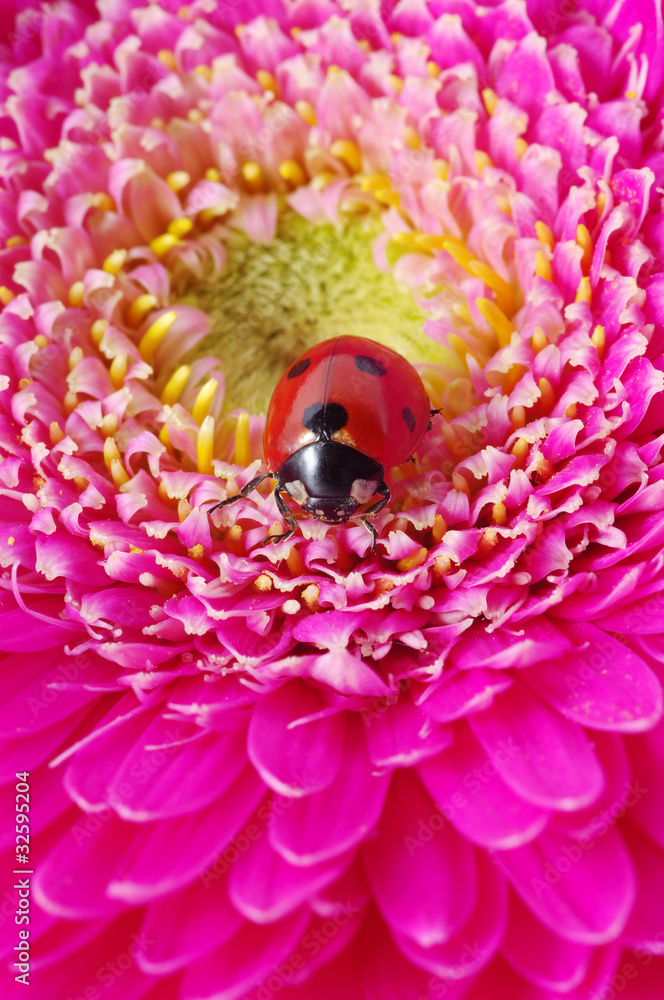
left=431, top=515, right=447, bottom=543
left=575, top=276, right=592, bottom=304
left=195, top=64, right=212, bottom=81
left=531, top=327, right=547, bottom=354
left=192, top=378, right=219, bottom=424
left=253, top=574, right=273, bottom=592
left=279, top=160, right=306, bottom=187
left=168, top=217, right=194, bottom=238
left=427, top=61, right=442, bottom=78
left=234, top=413, right=251, bottom=467
left=166, top=171, right=191, bottom=193
left=0, top=286, right=15, bottom=305
left=91, top=319, right=108, bottom=345
left=491, top=502, right=507, bottom=526
left=514, top=137, right=528, bottom=160
left=591, top=324, right=605, bottom=360
left=161, top=365, right=191, bottom=406
left=126, top=293, right=159, bottom=328
left=482, top=88, right=498, bottom=115
left=49, top=422, right=64, bottom=445
left=311, top=171, right=337, bottom=191
left=625, top=90, right=637, bottom=99
left=596, top=191, right=606, bottom=217
left=91, top=192, right=115, bottom=212
left=159, top=424, right=172, bottom=451
left=535, top=221, right=555, bottom=249
left=150, top=233, right=179, bottom=257
left=373, top=189, right=401, bottom=208
left=565, top=403, right=577, bottom=418
left=360, top=173, right=391, bottom=192
left=452, top=472, right=471, bottom=499
left=286, top=547, right=305, bottom=576
left=535, top=251, right=552, bottom=281
left=389, top=74, right=404, bottom=92
left=102, top=249, right=127, bottom=274
left=441, top=239, right=476, bottom=271
left=138, top=310, right=177, bottom=363
left=414, top=233, right=449, bottom=251
left=69, top=281, right=85, bottom=307
left=205, top=167, right=221, bottom=182
left=432, top=160, right=449, bottom=180
left=34, top=334, right=48, bottom=349
left=68, top=347, right=84, bottom=370
left=403, top=126, right=420, bottom=149
left=6, top=235, right=28, bottom=248
left=179, top=498, right=192, bottom=522
left=109, top=353, right=128, bottom=390
left=576, top=223, right=593, bottom=273
left=257, top=70, right=278, bottom=94
left=511, top=436, right=529, bottom=466
left=476, top=297, right=513, bottom=348
left=475, top=151, right=492, bottom=173
left=188, top=108, right=203, bottom=123
left=301, top=584, right=321, bottom=611
left=329, top=139, right=362, bottom=174
left=158, top=50, right=176, bottom=70
left=103, top=436, right=121, bottom=468
left=538, top=377, right=555, bottom=414
left=510, top=405, right=526, bottom=429
left=64, top=391, right=78, bottom=414
left=467, top=261, right=515, bottom=315
left=111, top=459, right=130, bottom=488
left=101, top=413, right=118, bottom=437
left=242, top=161, right=263, bottom=192
left=197, top=415, right=215, bottom=474
left=396, top=547, right=427, bottom=572
left=392, top=231, right=424, bottom=251
left=295, top=100, right=317, bottom=126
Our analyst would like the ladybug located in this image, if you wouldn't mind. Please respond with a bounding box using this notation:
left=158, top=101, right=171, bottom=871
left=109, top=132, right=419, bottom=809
left=208, top=335, right=435, bottom=548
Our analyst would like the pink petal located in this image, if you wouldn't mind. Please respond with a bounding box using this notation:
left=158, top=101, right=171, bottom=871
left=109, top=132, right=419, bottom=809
left=501, top=889, right=592, bottom=991
left=269, top=717, right=389, bottom=865
left=108, top=767, right=265, bottom=903
left=495, top=821, right=636, bottom=945
left=419, top=722, right=550, bottom=849
left=623, top=823, right=664, bottom=954
left=181, top=909, right=310, bottom=1000
left=363, top=769, right=477, bottom=947
left=247, top=680, right=345, bottom=797
left=394, top=848, right=506, bottom=978
left=522, top=621, right=663, bottom=732
left=363, top=691, right=453, bottom=768
left=468, top=678, right=605, bottom=810
left=416, top=668, right=513, bottom=723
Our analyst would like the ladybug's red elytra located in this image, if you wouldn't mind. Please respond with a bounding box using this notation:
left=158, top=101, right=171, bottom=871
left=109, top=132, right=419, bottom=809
left=207, top=335, right=436, bottom=549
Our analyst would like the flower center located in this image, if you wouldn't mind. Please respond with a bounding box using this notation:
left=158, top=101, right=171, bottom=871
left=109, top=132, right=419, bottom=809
left=178, top=211, right=441, bottom=413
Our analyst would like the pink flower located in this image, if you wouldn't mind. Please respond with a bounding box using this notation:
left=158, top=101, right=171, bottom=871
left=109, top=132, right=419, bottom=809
left=1, top=0, right=664, bottom=997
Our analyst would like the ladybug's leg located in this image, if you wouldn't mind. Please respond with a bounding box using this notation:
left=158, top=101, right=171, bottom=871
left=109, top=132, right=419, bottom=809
left=427, top=407, right=442, bottom=432
left=204, top=472, right=273, bottom=514
left=360, top=481, right=391, bottom=551
left=260, top=482, right=298, bottom=545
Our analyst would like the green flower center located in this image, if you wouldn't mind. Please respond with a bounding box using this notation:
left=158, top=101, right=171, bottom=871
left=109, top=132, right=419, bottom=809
left=179, top=211, right=441, bottom=413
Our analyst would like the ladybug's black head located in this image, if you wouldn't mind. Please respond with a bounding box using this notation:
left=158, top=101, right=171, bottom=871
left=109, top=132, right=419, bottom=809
left=278, top=441, right=383, bottom=524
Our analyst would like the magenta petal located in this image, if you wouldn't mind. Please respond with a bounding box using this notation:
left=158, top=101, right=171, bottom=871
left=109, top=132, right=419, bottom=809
left=107, top=767, right=265, bottom=903
left=522, top=622, right=663, bottom=733
left=181, top=909, right=310, bottom=1000
left=363, top=691, right=453, bottom=767
left=468, top=678, right=605, bottom=810
left=247, top=680, right=345, bottom=797
left=418, top=722, right=550, bottom=849
left=269, top=717, right=389, bottom=865
left=363, top=769, right=477, bottom=947
left=622, top=823, right=664, bottom=954
left=625, top=724, right=664, bottom=851
left=501, top=889, right=592, bottom=991
left=394, top=848, right=507, bottom=978
left=34, top=811, right=134, bottom=919
left=139, top=873, right=243, bottom=974
left=416, top=668, right=513, bottom=722
left=495, top=822, right=636, bottom=945
left=228, top=820, right=352, bottom=923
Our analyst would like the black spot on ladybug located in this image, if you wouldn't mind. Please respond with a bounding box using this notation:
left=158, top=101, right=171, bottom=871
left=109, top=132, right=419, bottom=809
left=402, top=406, right=416, bottom=432
left=287, top=358, right=311, bottom=379
left=303, top=401, right=348, bottom=439
left=355, top=355, right=387, bottom=377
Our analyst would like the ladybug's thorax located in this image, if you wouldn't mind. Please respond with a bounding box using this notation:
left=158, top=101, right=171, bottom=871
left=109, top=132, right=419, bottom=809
left=278, top=441, right=383, bottom=523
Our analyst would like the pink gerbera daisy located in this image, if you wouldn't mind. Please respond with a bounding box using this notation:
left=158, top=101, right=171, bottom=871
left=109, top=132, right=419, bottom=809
left=1, top=0, right=664, bottom=998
